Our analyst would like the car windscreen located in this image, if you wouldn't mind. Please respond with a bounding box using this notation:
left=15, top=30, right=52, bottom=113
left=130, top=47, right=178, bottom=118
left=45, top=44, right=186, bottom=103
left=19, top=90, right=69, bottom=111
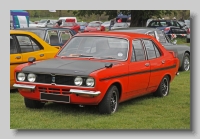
left=58, top=36, right=129, bottom=61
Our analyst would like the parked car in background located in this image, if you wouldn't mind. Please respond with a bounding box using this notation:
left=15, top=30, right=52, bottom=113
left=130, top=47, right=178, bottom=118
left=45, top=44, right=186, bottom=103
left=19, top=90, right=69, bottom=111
left=90, top=21, right=103, bottom=24
left=77, top=22, right=88, bottom=32
left=146, top=19, right=153, bottom=27
left=29, top=21, right=38, bottom=28
left=84, top=22, right=105, bottom=32
left=35, top=19, right=51, bottom=28
left=147, top=19, right=187, bottom=40
left=101, top=21, right=111, bottom=30
left=56, top=22, right=80, bottom=33
left=15, top=27, right=77, bottom=47
left=46, top=20, right=58, bottom=28
left=10, top=30, right=60, bottom=89
left=111, top=22, right=129, bottom=30
left=184, top=20, right=190, bottom=43
left=110, top=27, right=190, bottom=71
left=13, top=31, right=179, bottom=114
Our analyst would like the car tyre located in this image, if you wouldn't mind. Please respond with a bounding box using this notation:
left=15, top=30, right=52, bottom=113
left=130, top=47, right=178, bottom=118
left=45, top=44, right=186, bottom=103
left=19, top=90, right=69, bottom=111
left=24, top=97, right=45, bottom=109
left=98, top=85, right=119, bottom=114
left=153, top=75, right=170, bottom=97
left=180, top=53, right=190, bottom=71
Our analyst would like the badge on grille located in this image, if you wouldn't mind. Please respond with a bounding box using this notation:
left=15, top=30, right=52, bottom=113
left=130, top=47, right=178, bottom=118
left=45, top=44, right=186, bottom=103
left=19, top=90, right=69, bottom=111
left=52, top=76, right=55, bottom=83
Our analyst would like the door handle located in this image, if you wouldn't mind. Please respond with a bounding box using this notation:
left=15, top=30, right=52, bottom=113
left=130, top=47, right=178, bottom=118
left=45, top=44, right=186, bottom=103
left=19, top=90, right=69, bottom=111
left=162, top=60, right=165, bottom=64
left=15, top=56, right=21, bottom=59
left=40, top=54, right=44, bottom=57
left=145, top=63, right=150, bottom=67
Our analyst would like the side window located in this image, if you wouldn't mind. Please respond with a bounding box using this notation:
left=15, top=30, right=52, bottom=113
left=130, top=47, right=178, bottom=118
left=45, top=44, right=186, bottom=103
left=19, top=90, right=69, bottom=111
left=48, top=30, right=59, bottom=45
left=143, top=40, right=161, bottom=59
left=132, top=40, right=145, bottom=61
left=10, top=35, right=18, bottom=54
left=59, top=30, right=72, bottom=44
left=16, top=35, right=41, bottom=53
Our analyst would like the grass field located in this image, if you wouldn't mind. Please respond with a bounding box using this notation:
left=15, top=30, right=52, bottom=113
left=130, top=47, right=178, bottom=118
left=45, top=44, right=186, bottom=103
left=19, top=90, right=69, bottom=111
left=10, top=70, right=190, bottom=129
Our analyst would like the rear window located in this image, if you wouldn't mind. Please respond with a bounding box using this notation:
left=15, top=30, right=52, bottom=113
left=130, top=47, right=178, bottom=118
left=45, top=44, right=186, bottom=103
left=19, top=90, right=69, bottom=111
left=148, top=21, right=170, bottom=27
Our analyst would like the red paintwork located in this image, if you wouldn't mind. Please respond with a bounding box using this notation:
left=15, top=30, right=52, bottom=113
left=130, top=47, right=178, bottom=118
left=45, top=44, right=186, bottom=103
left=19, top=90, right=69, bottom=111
left=54, top=22, right=80, bottom=33
left=84, top=23, right=105, bottom=32
left=14, top=32, right=179, bottom=105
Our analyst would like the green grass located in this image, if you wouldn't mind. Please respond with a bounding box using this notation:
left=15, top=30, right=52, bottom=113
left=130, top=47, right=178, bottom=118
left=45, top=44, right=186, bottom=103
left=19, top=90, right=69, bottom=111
left=175, top=38, right=190, bottom=46
left=10, top=71, right=190, bottom=129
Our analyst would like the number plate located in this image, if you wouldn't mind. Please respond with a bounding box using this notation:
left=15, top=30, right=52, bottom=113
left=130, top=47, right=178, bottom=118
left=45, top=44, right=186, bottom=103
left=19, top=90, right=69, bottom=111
left=40, top=92, right=70, bottom=103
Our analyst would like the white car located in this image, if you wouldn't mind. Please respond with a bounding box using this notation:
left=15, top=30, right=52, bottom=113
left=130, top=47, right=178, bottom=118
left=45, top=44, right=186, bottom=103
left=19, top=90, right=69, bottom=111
left=29, top=21, right=38, bottom=28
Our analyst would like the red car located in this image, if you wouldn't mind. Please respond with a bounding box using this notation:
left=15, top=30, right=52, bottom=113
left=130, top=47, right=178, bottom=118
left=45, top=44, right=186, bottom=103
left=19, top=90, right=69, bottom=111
left=13, top=32, right=179, bottom=114
left=84, top=22, right=105, bottom=32
left=54, top=22, right=80, bottom=33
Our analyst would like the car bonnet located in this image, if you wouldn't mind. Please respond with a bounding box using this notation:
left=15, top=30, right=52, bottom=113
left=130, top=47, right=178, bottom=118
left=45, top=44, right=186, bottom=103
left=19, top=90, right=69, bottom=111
left=21, top=58, right=120, bottom=76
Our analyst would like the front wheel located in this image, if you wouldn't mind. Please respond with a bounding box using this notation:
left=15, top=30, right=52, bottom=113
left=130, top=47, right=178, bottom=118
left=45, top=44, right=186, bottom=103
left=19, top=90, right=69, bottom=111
left=180, top=53, right=190, bottom=71
left=24, top=97, right=45, bottom=109
left=98, top=85, right=119, bottom=114
left=153, top=75, right=170, bottom=97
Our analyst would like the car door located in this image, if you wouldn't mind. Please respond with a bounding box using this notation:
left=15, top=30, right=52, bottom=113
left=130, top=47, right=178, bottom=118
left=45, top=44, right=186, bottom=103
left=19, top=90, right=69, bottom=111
left=10, top=35, right=22, bottom=87
left=127, top=39, right=151, bottom=98
left=142, top=39, right=167, bottom=92
left=15, top=35, right=47, bottom=63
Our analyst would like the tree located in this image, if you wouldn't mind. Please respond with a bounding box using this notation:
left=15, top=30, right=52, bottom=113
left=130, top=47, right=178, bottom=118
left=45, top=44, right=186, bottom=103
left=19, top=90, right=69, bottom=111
left=72, top=10, right=177, bottom=27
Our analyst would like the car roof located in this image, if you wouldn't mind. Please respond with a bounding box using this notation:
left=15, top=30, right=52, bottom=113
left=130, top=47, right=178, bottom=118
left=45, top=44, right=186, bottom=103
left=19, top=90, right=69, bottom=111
left=10, top=30, right=39, bottom=35
left=110, top=27, right=160, bottom=33
left=15, top=27, right=73, bottom=31
left=75, top=31, right=155, bottom=39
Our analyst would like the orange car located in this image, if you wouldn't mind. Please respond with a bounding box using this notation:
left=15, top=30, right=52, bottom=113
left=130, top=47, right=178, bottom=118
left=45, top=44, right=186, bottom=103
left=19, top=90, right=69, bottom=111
left=10, top=30, right=59, bottom=89
left=13, top=32, right=179, bottom=114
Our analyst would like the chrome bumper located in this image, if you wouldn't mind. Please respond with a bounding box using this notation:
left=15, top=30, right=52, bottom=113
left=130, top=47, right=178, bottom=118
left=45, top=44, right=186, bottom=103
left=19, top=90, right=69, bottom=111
left=13, top=84, right=36, bottom=90
left=13, top=84, right=101, bottom=97
left=69, top=89, right=101, bottom=96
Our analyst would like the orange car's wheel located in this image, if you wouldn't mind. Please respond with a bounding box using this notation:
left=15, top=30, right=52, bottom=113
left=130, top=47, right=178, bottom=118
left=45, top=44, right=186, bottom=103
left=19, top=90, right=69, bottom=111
left=24, top=97, right=45, bottom=109
left=153, top=75, right=170, bottom=97
left=98, top=85, right=119, bottom=114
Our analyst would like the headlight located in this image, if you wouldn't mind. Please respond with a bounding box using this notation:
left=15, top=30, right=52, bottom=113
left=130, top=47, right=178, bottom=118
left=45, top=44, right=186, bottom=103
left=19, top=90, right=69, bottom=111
left=27, top=73, right=36, bottom=82
left=86, top=77, right=95, bottom=87
left=17, top=72, right=26, bottom=81
left=74, top=76, right=83, bottom=86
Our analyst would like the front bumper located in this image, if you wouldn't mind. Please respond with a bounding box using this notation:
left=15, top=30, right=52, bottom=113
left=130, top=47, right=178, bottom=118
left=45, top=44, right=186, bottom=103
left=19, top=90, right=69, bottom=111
left=13, top=83, right=101, bottom=97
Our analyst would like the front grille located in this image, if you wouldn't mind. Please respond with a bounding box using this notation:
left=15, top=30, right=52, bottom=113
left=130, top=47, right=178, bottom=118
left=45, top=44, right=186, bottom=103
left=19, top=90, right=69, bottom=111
left=38, top=87, right=70, bottom=94
left=34, top=74, right=75, bottom=85
left=35, top=74, right=52, bottom=84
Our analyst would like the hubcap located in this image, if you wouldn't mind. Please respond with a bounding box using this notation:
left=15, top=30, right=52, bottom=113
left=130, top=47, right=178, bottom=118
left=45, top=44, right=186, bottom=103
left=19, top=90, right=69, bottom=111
left=184, top=56, right=190, bottom=71
left=110, top=91, right=117, bottom=113
left=161, top=78, right=168, bottom=96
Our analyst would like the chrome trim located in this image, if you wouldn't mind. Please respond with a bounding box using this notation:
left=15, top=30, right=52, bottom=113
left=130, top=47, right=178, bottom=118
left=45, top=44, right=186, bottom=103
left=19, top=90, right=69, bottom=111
left=13, top=84, right=36, bottom=90
left=69, top=89, right=101, bottom=96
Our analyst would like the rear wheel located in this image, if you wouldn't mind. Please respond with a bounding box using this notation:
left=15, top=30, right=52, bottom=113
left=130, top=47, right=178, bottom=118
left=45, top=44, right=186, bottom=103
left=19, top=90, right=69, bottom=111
left=180, top=53, right=190, bottom=71
left=24, top=97, right=45, bottom=109
left=153, top=75, right=170, bottom=97
left=98, top=85, right=119, bottom=114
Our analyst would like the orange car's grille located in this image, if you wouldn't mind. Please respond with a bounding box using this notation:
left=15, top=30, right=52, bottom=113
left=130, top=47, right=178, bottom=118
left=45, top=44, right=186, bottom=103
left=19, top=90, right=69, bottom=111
left=38, top=87, right=71, bottom=94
